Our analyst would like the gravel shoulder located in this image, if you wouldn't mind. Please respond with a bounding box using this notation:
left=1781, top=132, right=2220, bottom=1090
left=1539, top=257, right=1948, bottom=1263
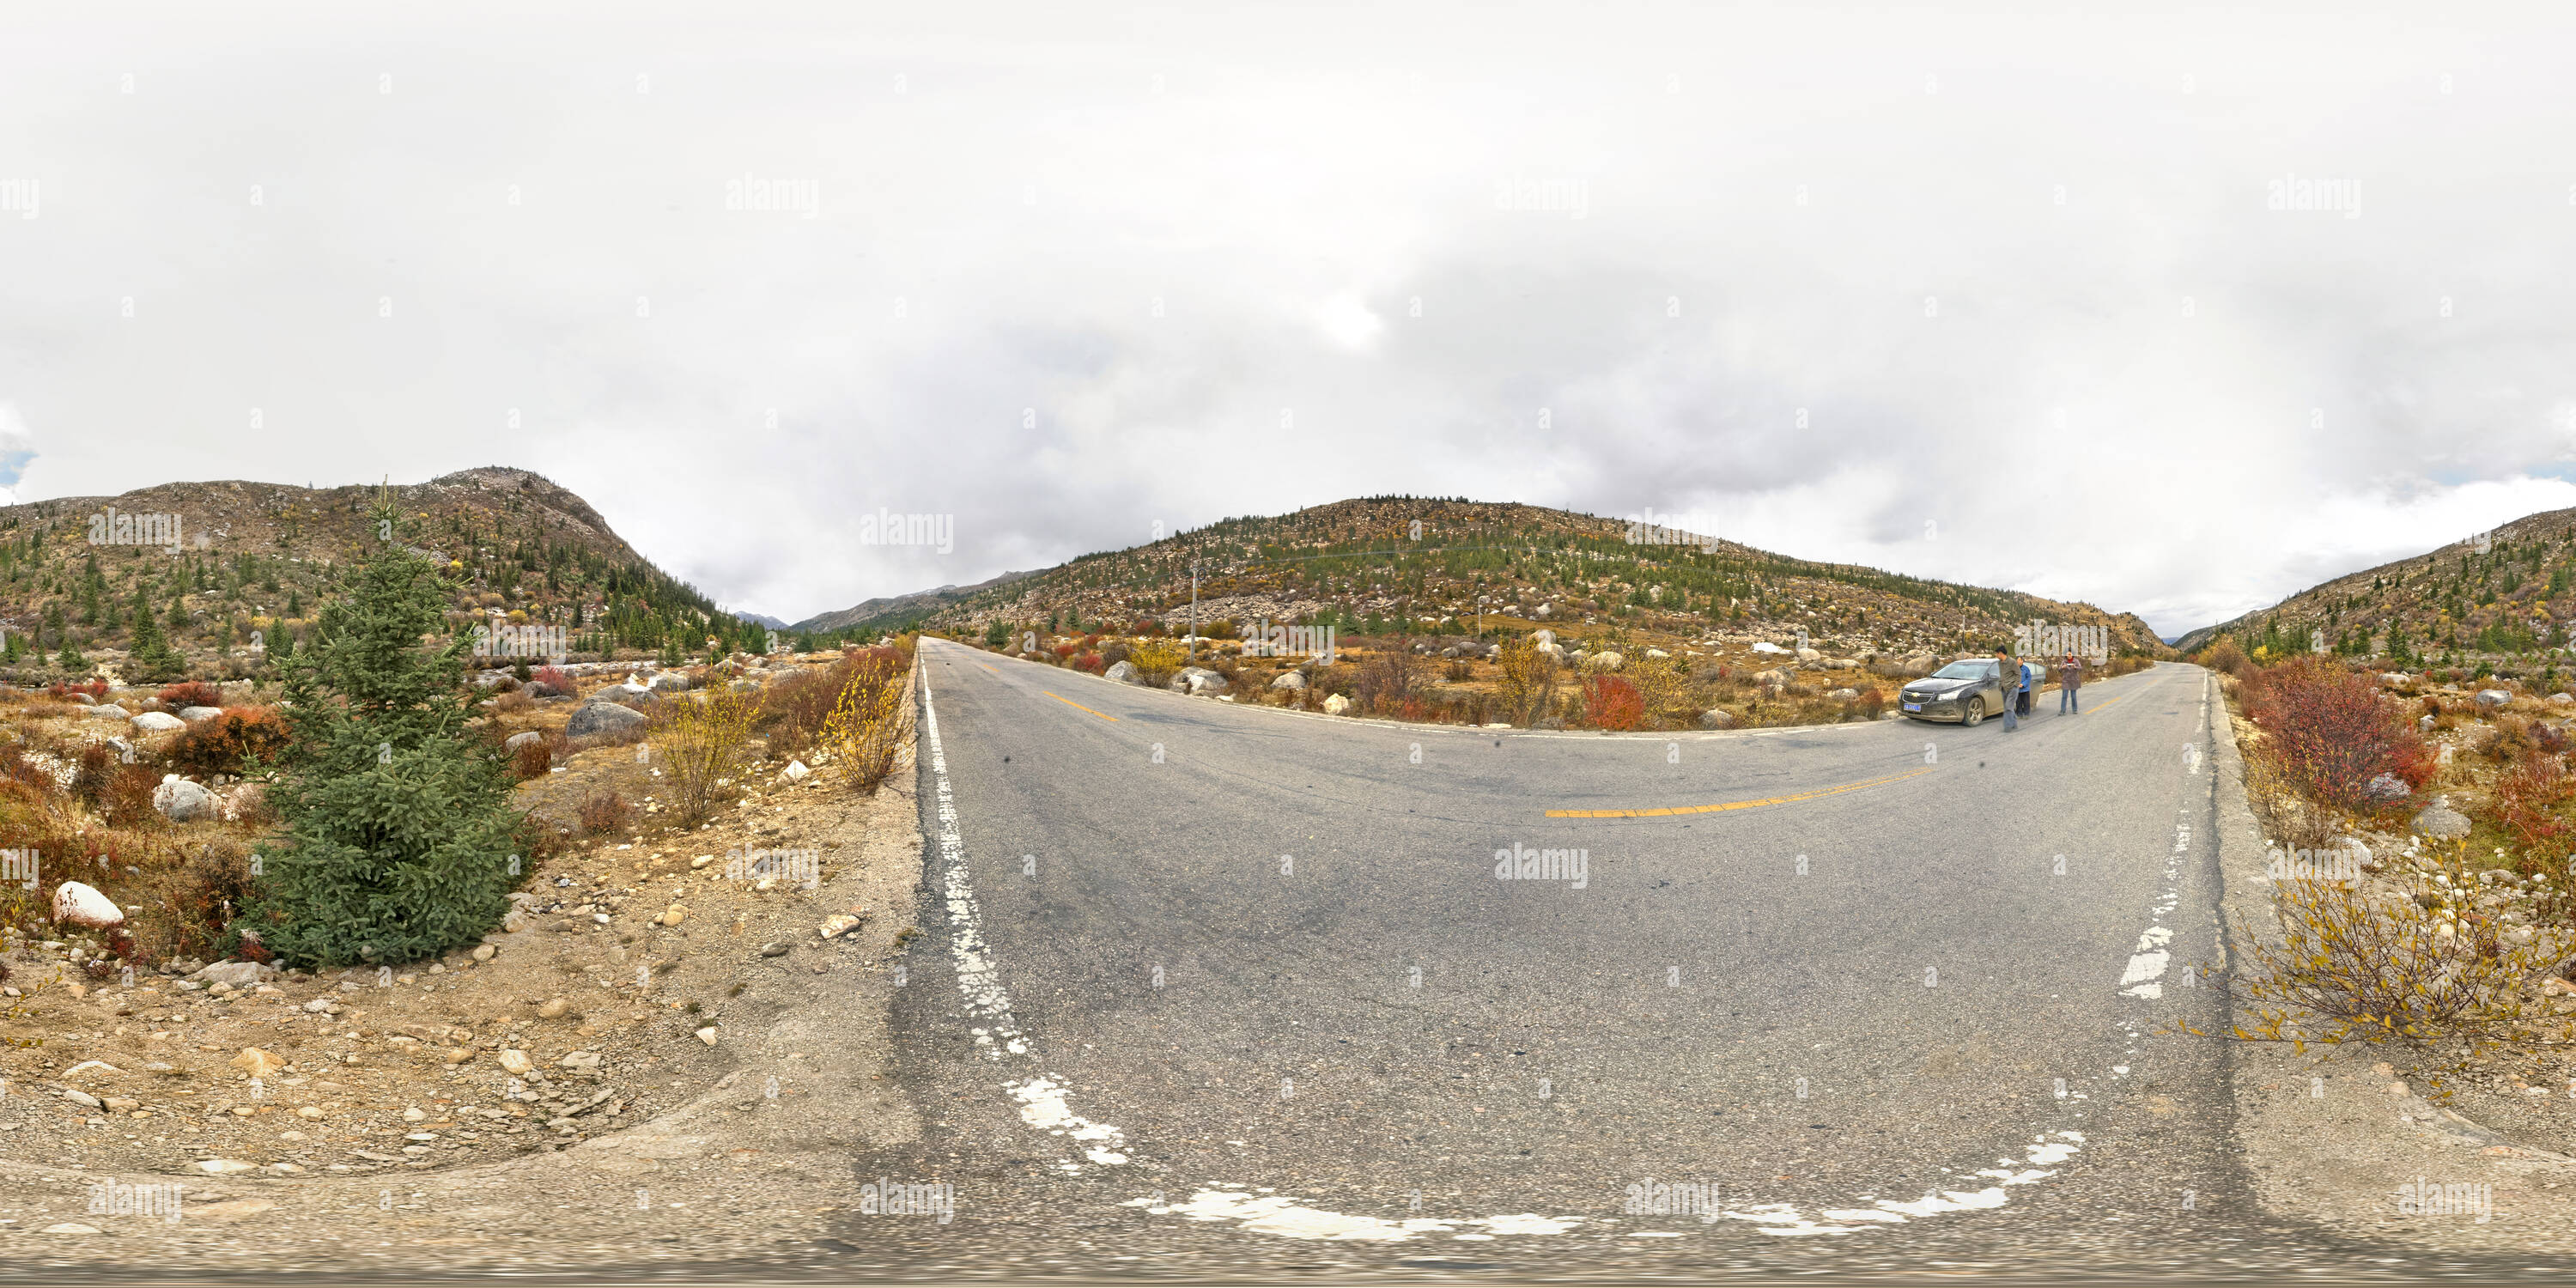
left=0, top=732, right=928, bottom=1273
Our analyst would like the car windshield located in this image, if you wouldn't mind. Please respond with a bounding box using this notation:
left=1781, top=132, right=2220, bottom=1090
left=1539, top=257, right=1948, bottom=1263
left=1931, top=661, right=1992, bottom=679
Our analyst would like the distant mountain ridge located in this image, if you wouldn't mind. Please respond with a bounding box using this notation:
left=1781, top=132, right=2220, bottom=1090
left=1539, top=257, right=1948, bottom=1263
left=788, top=568, right=1040, bottom=635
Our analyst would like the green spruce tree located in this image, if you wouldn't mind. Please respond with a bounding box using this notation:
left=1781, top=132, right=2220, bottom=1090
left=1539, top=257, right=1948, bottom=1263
left=125, top=590, right=186, bottom=681
left=247, top=499, right=520, bottom=967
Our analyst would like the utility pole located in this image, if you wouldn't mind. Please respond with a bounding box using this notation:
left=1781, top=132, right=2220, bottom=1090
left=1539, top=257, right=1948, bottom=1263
left=1188, top=558, right=1200, bottom=662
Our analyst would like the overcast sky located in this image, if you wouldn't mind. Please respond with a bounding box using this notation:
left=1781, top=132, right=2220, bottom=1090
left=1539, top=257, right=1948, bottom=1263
left=3, top=3, right=2571, bottom=635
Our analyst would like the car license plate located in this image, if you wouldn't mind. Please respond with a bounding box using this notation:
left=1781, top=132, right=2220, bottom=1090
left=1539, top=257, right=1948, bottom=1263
left=1903, top=702, right=1922, bottom=712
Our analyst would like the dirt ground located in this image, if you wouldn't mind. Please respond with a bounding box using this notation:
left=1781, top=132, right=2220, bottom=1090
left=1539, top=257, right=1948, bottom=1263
left=0, top=678, right=930, bottom=1270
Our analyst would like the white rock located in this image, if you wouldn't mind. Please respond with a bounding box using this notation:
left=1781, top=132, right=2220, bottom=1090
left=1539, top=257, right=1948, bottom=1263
left=696, top=1026, right=720, bottom=1046
left=153, top=775, right=219, bottom=823
left=781, top=760, right=811, bottom=782
left=179, top=705, right=225, bottom=722
left=1795, top=647, right=1823, bottom=662
left=558, top=1050, right=602, bottom=1071
left=83, top=705, right=133, bottom=720
left=1173, top=666, right=1229, bottom=696
left=52, top=881, right=124, bottom=929
left=2476, top=689, right=2513, bottom=709
left=1269, top=671, right=1307, bottom=691
left=503, top=731, right=544, bottom=753
left=1322, top=694, right=1353, bottom=715
left=40, top=1223, right=103, bottom=1235
left=1587, top=651, right=1624, bottom=671
left=496, top=1049, right=534, bottom=1075
left=1104, top=660, right=1142, bottom=685
left=131, top=711, right=186, bottom=733
left=1750, top=641, right=1789, bottom=655
left=194, top=1158, right=258, bottom=1175
left=1645, top=648, right=1670, bottom=659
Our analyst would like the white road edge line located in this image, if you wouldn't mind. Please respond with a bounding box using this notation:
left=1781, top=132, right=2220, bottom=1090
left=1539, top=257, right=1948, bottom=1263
left=920, top=658, right=1131, bottom=1170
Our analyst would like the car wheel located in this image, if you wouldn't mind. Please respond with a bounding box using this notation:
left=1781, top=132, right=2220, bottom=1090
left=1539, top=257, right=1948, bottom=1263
left=1960, top=696, right=1984, bottom=727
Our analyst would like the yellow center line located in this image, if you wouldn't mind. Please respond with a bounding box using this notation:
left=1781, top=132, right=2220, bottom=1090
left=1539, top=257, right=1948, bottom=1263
left=1042, top=690, right=1118, bottom=721
left=978, top=663, right=999, bottom=673
left=1546, top=767, right=1936, bottom=819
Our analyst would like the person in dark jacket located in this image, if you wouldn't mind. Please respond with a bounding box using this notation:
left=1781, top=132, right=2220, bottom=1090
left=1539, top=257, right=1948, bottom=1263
left=2059, top=653, right=2081, bottom=714
left=1995, top=650, right=2020, bottom=731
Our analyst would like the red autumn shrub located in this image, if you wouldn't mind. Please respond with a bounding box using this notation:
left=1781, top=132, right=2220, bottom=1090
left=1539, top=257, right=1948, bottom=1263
left=2493, top=756, right=2576, bottom=856
left=157, top=681, right=225, bottom=709
left=1583, top=674, right=1644, bottom=732
left=50, top=679, right=110, bottom=702
left=165, top=706, right=293, bottom=778
left=1074, top=653, right=1104, bottom=673
left=2241, top=656, right=2429, bottom=808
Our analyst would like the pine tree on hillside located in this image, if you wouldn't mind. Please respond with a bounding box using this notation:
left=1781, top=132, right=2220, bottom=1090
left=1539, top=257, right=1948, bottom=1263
left=246, top=498, right=520, bottom=968
left=124, top=589, right=187, bottom=681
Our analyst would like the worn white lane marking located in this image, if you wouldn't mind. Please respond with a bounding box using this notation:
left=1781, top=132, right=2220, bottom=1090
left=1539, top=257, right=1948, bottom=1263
left=1121, top=1188, right=1579, bottom=1243
left=1716, top=1132, right=2087, bottom=1236
left=919, top=659, right=1127, bottom=1171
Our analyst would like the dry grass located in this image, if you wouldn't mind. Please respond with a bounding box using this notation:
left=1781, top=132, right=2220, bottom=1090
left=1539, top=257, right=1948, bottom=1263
left=2219, top=840, right=2564, bottom=1049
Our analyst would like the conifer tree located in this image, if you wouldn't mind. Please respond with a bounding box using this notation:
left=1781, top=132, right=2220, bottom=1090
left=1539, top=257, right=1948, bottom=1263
left=246, top=497, right=520, bottom=967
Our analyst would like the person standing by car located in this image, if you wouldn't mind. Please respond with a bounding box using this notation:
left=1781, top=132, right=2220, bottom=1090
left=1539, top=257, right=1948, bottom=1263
left=2059, top=652, right=2082, bottom=714
left=1995, top=649, right=2020, bottom=731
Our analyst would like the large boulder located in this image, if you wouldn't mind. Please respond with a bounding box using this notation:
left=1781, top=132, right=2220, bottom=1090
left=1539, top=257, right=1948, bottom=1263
left=1827, top=687, right=1859, bottom=701
left=52, top=881, right=123, bottom=929
left=1587, top=652, right=1624, bottom=671
left=1270, top=671, right=1308, bottom=692
left=523, top=680, right=569, bottom=699
left=82, top=705, right=132, bottom=721
left=1322, top=694, right=1353, bottom=715
left=2365, top=773, right=2411, bottom=802
left=1794, top=647, right=1823, bottom=663
left=503, top=731, right=545, bottom=754
left=1172, top=667, right=1229, bottom=696
left=153, top=775, right=219, bottom=823
left=179, top=706, right=224, bottom=723
left=1103, top=660, right=1143, bottom=686
left=131, top=711, right=186, bottom=733
left=565, top=700, right=648, bottom=738
left=2379, top=673, right=2412, bottom=687
left=2476, top=690, right=2513, bottom=709
left=1698, top=708, right=1737, bottom=729
left=2412, top=801, right=2472, bottom=839
left=647, top=672, right=691, bottom=693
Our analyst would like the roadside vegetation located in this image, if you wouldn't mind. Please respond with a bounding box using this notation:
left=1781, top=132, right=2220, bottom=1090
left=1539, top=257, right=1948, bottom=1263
left=941, top=615, right=2155, bottom=733
left=2200, top=640, right=2576, bottom=1066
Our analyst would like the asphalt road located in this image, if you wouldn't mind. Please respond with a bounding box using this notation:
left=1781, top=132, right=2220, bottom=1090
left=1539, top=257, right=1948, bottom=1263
left=821, top=643, right=2554, bottom=1279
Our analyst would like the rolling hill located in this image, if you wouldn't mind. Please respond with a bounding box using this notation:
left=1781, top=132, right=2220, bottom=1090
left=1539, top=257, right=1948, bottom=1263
left=2174, top=507, right=2576, bottom=675
left=10, top=466, right=766, bottom=683
left=815, top=496, right=2172, bottom=663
